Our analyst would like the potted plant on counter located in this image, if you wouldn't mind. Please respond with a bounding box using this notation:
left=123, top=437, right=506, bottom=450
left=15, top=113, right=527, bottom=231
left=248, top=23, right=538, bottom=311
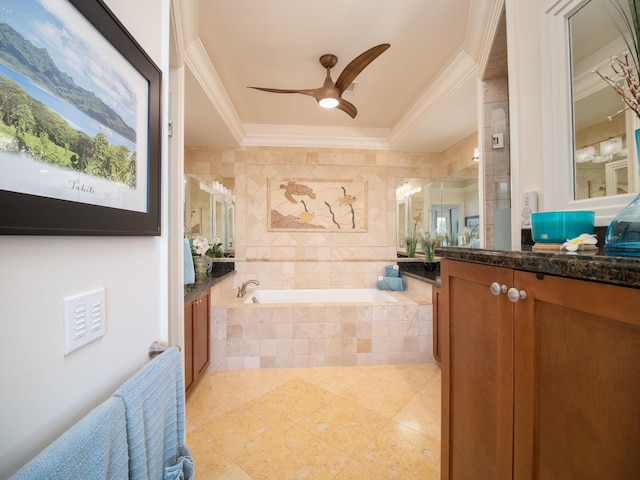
left=420, top=231, right=440, bottom=278
left=191, top=236, right=210, bottom=284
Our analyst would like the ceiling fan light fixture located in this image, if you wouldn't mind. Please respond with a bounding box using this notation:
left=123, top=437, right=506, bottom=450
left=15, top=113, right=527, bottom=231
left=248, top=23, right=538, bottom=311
left=319, top=97, right=339, bottom=108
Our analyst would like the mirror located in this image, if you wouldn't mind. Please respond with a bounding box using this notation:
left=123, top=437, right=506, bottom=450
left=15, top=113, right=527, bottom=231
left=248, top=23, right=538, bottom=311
left=570, top=0, right=639, bottom=200
left=543, top=0, right=640, bottom=224
left=397, top=164, right=479, bottom=255
left=184, top=174, right=235, bottom=255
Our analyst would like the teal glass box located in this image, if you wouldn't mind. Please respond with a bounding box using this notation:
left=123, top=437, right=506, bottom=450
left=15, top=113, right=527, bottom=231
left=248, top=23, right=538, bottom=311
left=531, top=211, right=595, bottom=243
left=605, top=193, right=640, bottom=257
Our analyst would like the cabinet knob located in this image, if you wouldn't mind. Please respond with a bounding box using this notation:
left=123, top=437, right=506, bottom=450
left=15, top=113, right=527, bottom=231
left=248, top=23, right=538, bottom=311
left=490, top=282, right=507, bottom=296
left=507, top=288, right=527, bottom=302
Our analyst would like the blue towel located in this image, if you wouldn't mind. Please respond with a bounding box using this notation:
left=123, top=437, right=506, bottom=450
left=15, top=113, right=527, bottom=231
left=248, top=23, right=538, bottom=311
left=11, top=397, right=128, bottom=480
left=184, top=239, right=195, bottom=285
left=377, top=275, right=404, bottom=291
left=113, top=346, right=193, bottom=480
left=384, top=264, right=400, bottom=277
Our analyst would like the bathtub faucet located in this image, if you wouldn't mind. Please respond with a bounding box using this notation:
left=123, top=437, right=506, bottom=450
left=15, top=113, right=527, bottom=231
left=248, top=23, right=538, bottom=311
left=237, top=279, right=260, bottom=298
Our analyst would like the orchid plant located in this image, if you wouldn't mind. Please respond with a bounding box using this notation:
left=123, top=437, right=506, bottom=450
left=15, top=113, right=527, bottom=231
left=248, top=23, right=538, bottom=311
left=206, top=237, right=224, bottom=258
left=191, top=236, right=210, bottom=257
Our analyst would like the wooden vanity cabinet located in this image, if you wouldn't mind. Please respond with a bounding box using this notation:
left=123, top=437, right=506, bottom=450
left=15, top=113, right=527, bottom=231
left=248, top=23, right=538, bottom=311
left=441, top=258, right=640, bottom=480
left=441, top=260, right=514, bottom=480
left=184, top=289, right=210, bottom=394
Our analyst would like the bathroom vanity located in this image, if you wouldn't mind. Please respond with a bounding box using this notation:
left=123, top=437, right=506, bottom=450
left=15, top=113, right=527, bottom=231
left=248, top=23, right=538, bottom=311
left=184, top=262, right=235, bottom=394
left=438, top=248, right=640, bottom=480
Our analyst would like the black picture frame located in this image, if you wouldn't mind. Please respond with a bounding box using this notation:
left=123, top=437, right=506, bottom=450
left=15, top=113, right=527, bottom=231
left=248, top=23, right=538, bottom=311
left=0, top=0, right=161, bottom=236
left=465, top=215, right=480, bottom=228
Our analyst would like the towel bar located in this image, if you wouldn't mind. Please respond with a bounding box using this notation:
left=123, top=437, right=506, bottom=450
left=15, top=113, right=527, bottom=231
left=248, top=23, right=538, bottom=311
left=148, top=341, right=180, bottom=359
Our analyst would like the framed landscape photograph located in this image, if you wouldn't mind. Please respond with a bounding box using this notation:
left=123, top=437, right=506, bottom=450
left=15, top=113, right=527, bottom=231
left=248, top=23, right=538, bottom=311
left=0, top=0, right=161, bottom=235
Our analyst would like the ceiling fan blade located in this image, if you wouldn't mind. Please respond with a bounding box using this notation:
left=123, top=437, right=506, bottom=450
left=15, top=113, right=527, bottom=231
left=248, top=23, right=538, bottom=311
left=336, top=98, right=357, bottom=118
left=248, top=86, right=320, bottom=99
left=335, top=43, right=390, bottom=93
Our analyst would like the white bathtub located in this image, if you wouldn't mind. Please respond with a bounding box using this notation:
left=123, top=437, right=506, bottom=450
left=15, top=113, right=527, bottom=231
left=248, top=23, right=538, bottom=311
left=244, top=288, right=398, bottom=304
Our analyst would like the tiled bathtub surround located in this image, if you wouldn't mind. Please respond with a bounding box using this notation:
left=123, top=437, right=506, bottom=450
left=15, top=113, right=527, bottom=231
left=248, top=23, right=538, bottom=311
left=209, top=276, right=433, bottom=370
left=186, top=144, right=451, bottom=371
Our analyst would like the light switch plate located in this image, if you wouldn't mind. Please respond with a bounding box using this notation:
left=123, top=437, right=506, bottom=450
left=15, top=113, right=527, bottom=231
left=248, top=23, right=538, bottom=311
left=63, top=288, right=105, bottom=355
left=521, top=191, right=538, bottom=228
left=492, top=132, right=504, bottom=149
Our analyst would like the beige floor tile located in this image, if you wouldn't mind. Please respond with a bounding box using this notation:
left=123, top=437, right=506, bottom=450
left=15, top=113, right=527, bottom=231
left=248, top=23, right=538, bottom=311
left=394, top=372, right=441, bottom=438
left=356, top=421, right=440, bottom=480
left=215, top=465, right=253, bottom=480
left=339, top=376, right=415, bottom=419
left=198, top=400, right=298, bottom=461
left=393, top=395, right=441, bottom=439
left=297, top=395, right=389, bottom=457
left=186, top=379, right=254, bottom=427
left=238, top=424, right=350, bottom=480
left=186, top=365, right=442, bottom=480
left=183, top=438, right=238, bottom=480
left=257, top=378, right=338, bottom=423
left=334, top=459, right=395, bottom=480
left=217, top=368, right=298, bottom=398
left=369, top=363, right=440, bottom=393
left=296, top=366, right=371, bottom=394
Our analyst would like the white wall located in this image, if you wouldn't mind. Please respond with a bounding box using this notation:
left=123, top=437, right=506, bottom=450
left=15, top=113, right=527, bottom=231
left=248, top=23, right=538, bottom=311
left=505, top=0, right=547, bottom=248
left=0, top=0, right=171, bottom=477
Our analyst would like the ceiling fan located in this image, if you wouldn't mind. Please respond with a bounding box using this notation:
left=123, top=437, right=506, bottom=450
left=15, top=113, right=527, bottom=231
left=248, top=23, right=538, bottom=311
left=248, top=43, right=390, bottom=118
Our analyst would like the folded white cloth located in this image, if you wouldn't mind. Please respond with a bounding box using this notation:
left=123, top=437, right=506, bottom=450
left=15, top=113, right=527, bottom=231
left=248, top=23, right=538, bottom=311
left=113, top=346, right=193, bottom=480
left=11, top=397, right=128, bottom=480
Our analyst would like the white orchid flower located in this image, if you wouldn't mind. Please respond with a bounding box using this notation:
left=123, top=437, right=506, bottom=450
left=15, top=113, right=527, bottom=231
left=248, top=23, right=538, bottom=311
left=561, top=233, right=598, bottom=252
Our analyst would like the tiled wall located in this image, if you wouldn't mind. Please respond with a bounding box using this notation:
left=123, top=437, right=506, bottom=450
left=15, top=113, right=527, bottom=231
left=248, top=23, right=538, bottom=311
left=481, top=76, right=510, bottom=248
left=185, top=145, right=466, bottom=369
left=185, top=145, right=474, bottom=289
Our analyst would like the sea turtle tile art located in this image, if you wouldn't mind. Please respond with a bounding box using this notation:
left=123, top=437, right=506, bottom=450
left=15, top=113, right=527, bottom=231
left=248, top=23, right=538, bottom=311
left=268, top=178, right=367, bottom=232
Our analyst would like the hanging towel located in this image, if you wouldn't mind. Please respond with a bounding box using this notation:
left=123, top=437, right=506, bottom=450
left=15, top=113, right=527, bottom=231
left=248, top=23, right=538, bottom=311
left=113, top=346, right=193, bottom=480
left=11, top=397, right=129, bottom=480
left=184, top=239, right=195, bottom=285
left=384, top=264, right=400, bottom=277
left=377, top=275, right=404, bottom=291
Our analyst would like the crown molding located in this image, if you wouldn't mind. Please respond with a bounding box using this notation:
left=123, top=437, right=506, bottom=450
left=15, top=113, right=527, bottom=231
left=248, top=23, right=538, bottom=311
left=242, top=124, right=390, bottom=150
left=387, top=50, right=478, bottom=149
left=474, top=0, right=505, bottom=77
left=184, top=39, right=245, bottom=146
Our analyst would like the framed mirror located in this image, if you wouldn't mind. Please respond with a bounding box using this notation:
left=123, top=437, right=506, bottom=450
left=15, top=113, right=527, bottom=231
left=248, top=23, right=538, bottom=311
left=570, top=0, right=638, bottom=200
left=184, top=173, right=235, bottom=254
left=543, top=0, right=640, bottom=224
left=396, top=165, right=479, bottom=255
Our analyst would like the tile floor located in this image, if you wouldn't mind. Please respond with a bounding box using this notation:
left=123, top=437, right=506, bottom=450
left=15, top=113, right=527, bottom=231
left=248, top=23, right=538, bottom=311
left=185, top=363, right=441, bottom=479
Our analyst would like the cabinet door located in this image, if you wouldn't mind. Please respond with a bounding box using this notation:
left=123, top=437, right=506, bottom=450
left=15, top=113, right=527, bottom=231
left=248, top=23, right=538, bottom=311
left=432, top=285, right=442, bottom=363
left=193, top=292, right=210, bottom=378
left=513, top=271, right=640, bottom=480
left=184, top=300, right=194, bottom=393
left=441, top=259, right=514, bottom=480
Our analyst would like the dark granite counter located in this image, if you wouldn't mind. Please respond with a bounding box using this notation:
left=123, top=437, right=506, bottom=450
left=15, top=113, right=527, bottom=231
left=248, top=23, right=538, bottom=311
left=184, top=261, right=235, bottom=301
left=397, top=259, right=441, bottom=286
left=437, top=247, right=640, bottom=289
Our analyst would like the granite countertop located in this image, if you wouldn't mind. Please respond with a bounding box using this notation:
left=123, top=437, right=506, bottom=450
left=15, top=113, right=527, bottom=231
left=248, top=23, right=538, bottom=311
left=184, top=271, right=234, bottom=301
left=437, top=247, right=640, bottom=289
left=185, top=259, right=235, bottom=301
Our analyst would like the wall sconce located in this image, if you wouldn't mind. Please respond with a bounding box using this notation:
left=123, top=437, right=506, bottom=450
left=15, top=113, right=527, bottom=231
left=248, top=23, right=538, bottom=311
left=575, top=145, right=596, bottom=163
left=472, top=147, right=480, bottom=162
left=396, top=182, right=422, bottom=201
left=599, top=137, right=623, bottom=162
